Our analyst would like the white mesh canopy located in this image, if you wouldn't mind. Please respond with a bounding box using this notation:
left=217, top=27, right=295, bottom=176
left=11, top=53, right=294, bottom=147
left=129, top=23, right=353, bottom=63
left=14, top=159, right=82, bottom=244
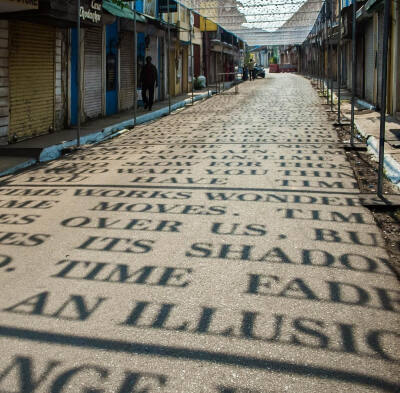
left=181, top=0, right=324, bottom=46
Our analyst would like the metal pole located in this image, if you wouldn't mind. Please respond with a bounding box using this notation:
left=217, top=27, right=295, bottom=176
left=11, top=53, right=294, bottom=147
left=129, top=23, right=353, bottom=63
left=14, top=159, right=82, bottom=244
left=77, top=0, right=81, bottom=147
left=351, top=0, right=357, bottom=146
left=313, top=41, right=316, bottom=80
left=215, top=40, right=217, bottom=94
left=190, top=18, right=194, bottom=105
left=314, top=40, right=316, bottom=80
left=377, top=0, right=391, bottom=197
left=318, top=18, right=323, bottom=92
left=318, top=17, right=322, bottom=92
left=167, top=0, right=171, bottom=114
left=313, top=40, right=315, bottom=80
left=221, top=39, right=223, bottom=93
left=205, top=18, right=210, bottom=97
left=325, top=2, right=329, bottom=103
left=329, top=0, right=334, bottom=111
left=337, top=0, right=342, bottom=124
left=133, top=1, right=137, bottom=126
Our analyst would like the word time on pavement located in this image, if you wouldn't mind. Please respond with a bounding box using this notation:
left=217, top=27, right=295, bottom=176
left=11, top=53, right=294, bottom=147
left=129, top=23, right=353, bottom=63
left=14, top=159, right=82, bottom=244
left=0, top=74, right=399, bottom=393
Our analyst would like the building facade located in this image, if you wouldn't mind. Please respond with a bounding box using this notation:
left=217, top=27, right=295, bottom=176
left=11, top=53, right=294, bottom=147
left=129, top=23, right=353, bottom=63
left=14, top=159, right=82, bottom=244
left=301, top=0, right=399, bottom=120
left=0, top=0, right=244, bottom=145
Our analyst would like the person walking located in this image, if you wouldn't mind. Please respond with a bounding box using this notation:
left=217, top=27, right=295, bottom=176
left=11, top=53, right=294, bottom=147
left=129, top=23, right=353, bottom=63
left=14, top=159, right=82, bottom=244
left=248, top=58, right=255, bottom=81
left=140, top=56, right=158, bottom=111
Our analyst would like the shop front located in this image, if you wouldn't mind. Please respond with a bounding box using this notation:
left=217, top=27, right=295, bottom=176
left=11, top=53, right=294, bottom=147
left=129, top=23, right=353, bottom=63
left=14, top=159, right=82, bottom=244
left=8, top=20, right=56, bottom=142
left=1, top=0, right=78, bottom=143
left=70, top=0, right=105, bottom=124
left=108, top=1, right=146, bottom=112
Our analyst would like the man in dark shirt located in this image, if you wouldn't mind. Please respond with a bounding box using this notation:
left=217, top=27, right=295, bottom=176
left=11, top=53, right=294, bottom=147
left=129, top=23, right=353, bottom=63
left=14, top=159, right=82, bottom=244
left=140, top=56, right=158, bottom=111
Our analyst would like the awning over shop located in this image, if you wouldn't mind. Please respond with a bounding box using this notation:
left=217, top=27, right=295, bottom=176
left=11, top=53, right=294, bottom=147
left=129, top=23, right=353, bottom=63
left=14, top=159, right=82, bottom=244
left=200, top=16, right=217, bottom=32
left=102, top=0, right=146, bottom=23
left=365, top=0, right=383, bottom=12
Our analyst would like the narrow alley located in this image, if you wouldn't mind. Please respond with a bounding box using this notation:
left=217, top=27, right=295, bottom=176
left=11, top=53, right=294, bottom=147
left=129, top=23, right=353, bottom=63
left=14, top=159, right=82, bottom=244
left=0, top=74, right=399, bottom=392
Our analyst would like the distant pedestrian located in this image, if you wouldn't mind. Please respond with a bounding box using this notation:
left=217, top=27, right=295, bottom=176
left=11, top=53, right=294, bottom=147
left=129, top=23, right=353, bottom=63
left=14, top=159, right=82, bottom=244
left=140, top=56, right=158, bottom=111
left=243, top=66, right=249, bottom=81
left=248, top=59, right=255, bottom=81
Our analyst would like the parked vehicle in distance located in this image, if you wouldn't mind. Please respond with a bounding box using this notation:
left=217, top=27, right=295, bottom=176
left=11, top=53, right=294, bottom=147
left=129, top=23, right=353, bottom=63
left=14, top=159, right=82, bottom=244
left=254, top=65, right=265, bottom=78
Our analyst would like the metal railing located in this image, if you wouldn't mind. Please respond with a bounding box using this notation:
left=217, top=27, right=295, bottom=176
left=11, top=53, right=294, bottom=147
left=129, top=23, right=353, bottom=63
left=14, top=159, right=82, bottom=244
left=216, top=72, right=241, bottom=95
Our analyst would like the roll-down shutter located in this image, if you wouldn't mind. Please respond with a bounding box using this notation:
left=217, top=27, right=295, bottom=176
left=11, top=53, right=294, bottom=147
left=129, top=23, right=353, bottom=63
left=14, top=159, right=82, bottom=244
left=120, top=31, right=134, bottom=111
left=84, top=27, right=102, bottom=119
left=364, top=20, right=374, bottom=103
left=9, top=21, right=55, bottom=142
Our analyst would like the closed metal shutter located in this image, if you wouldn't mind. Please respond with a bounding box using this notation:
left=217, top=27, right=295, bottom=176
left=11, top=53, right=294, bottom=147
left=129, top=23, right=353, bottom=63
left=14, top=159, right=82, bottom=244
left=9, top=21, right=55, bottom=142
left=364, top=20, right=374, bottom=103
left=120, top=31, right=134, bottom=111
left=84, top=27, right=102, bottom=119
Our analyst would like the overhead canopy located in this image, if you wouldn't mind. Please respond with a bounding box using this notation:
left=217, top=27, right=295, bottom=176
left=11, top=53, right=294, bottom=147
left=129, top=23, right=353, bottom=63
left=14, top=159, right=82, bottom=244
left=365, top=0, right=384, bottom=12
left=183, top=0, right=324, bottom=46
left=200, top=15, right=218, bottom=32
left=102, top=0, right=146, bottom=23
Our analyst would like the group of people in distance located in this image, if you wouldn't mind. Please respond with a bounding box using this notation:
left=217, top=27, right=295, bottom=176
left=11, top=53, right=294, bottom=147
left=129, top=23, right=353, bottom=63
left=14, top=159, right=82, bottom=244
left=245, top=58, right=257, bottom=81
left=141, top=55, right=261, bottom=111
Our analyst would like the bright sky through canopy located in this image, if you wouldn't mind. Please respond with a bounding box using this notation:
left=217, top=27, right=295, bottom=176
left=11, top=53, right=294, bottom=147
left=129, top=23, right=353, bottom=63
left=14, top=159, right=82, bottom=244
left=200, top=0, right=323, bottom=46
left=181, top=0, right=323, bottom=46
left=238, top=0, right=308, bottom=32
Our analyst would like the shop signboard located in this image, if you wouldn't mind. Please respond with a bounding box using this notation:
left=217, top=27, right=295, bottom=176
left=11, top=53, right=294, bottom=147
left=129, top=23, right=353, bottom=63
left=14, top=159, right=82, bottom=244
left=80, top=0, right=102, bottom=24
left=0, top=0, right=39, bottom=13
left=144, top=0, right=157, bottom=17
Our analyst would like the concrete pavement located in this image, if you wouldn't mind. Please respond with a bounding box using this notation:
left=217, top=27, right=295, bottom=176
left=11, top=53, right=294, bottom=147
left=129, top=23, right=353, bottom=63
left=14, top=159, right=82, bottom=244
left=0, top=74, right=399, bottom=392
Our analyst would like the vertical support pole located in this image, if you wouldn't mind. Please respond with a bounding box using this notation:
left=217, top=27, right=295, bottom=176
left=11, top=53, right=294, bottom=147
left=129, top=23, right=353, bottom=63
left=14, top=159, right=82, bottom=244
left=312, top=40, right=315, bottom=79
left=318, top=18, right=322, bottom=92
left=311, top=37, right=318, bottom=82
left=205, top=18, right=210, bottom=97
left=329, top=0, right=334, bottom=111
left=190, top=18, right=194, bottom=105
left=133, top=1, right=137, bottom=126
left=377, top=0, right=391, bottom=197
left=351, top=0, right=357, bottom=146
left=319, top=18, right=323, bottom=92
left=167, top=0, right=171, bottom=114
left=325, top=2, right=329, bottom=103
left=337, top=0, right=342, bottom=124
left=221, top=41, right=223, bottom=93
left=215, top=42, right=217, bottom=94
left=77, top=0, right=81, bottom=147
left=314, top=40, right=316, bottom=80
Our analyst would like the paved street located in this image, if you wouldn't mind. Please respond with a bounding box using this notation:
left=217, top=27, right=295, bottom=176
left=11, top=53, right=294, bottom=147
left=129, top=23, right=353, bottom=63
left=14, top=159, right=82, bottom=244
left=0, top=74, right=399, bottom=392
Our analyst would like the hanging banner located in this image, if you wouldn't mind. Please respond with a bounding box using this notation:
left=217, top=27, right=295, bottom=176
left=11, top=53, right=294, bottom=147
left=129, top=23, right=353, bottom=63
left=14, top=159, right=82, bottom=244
left=144, top=0, right=157, bottom=17
left=0, top=0, right=38, bottom=13
left=159, top=0, right=177, bottom=13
